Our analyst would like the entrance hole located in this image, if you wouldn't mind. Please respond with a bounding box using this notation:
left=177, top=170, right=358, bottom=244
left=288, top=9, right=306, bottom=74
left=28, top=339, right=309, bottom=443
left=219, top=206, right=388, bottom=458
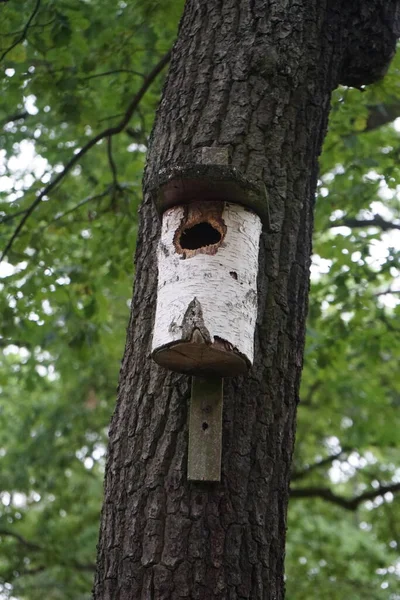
left=180, top=222, right=222, bottom=250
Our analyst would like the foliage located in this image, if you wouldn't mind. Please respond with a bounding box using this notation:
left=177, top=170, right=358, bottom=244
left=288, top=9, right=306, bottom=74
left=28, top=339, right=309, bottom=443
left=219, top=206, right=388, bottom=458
left=287, top=59, right=400, bottom=599
left=0, top=2, right=399, bottom=599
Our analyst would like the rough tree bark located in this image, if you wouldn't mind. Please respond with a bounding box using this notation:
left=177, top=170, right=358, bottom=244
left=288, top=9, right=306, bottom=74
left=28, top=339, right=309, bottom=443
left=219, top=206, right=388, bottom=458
left=93, top=2, right=399, bottom=598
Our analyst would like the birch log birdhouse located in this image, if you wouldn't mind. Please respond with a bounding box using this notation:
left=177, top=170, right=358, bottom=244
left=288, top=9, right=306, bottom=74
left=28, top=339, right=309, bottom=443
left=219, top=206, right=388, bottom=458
left=151, top=147, right=268, bottom=482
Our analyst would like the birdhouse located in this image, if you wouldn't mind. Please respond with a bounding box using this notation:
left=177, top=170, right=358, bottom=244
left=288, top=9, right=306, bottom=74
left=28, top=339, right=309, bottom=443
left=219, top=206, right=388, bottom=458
left=151, top=148, right=269, bottom=482
left=152, top=200, right=261, bottom=376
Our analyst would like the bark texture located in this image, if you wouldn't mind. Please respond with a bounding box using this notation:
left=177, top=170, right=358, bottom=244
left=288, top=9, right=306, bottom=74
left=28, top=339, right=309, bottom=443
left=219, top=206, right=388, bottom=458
left=338, top=0, right=400, bottom=86
left=94, top=1, right=399, bottom=599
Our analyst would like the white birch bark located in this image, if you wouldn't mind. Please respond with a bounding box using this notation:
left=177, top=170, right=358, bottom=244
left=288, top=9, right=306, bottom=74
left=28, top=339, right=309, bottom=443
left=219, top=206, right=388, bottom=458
left=152, top=202, right=262, bottom=374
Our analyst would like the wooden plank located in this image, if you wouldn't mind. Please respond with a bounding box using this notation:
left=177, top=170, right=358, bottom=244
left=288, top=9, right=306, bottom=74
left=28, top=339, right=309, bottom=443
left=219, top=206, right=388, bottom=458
left=187, top=376, right=223, bottom=482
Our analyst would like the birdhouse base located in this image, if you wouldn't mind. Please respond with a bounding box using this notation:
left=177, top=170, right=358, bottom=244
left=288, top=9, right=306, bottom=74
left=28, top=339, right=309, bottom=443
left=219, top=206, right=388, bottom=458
left=153, top=337, right=248, bottom=377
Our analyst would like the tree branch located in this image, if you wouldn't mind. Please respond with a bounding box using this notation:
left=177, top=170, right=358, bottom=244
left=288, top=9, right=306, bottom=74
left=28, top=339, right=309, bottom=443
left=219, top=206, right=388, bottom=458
left=107, top=136, right=120, bottom=206
left=0, top=0, right=41, bottom=63
left=2, top=111, right=29, bottom=127
left=0, top=529, right=95, bottom=571
left=107, top=137, right=119, bottom=192
left=375, top=288, right=400, bottom=297
left=2, top=17, right=55, bottom=38
left=0, top=207, right=30, bottom=224
left=365, top=101, right=400, bottom=132
left=22, top=565, right=46, bottom=576
left=378, top=312, right=400, bottom=333
left=72, top=561, right=96, bottom=572
left=0, top=49, right=171, bottom=262
left=290, top=482, right=400, bottom=510
left=291, top=447, right=351, bottom=481
left=338, top=2, right=400, bottom=87
left=43, top=187, right=113, bottom=228
left=0, top=529, right=42, bottom=551
left=299, top=379, right=322, bottom=407
left=83, top=69, right=144, bottom=80
left=329, top=214, right=400, bottom=231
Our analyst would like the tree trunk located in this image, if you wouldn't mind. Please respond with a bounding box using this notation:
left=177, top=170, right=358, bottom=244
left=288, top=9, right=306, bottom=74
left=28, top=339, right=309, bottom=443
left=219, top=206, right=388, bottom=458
left=93, top=1, right=399, bottom=598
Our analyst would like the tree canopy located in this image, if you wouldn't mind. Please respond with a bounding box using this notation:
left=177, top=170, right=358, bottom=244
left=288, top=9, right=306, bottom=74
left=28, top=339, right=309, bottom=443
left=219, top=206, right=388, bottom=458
left=0, top=2, right=399, bottom=599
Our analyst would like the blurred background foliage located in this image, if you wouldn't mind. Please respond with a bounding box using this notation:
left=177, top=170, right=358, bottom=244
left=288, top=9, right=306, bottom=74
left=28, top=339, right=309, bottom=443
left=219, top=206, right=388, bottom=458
left=0, top=1, right=399, bottom=599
